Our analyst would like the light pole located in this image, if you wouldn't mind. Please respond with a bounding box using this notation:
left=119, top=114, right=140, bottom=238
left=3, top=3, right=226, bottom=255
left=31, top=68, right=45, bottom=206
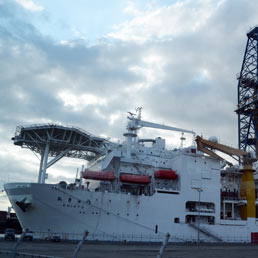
left=197, top=188, right=203, bottom=243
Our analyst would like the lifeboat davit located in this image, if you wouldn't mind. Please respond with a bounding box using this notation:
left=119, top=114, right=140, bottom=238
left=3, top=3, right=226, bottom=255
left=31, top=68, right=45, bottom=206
left=120, top=174, right=151, bottom=184
left=154, top=170, right=178, bottom=180
left=82, top=170, right=115, bottom=181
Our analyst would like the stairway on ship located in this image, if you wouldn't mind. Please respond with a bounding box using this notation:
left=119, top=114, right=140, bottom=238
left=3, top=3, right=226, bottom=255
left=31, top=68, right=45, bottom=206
left=189, top=223, right=223, bottom=242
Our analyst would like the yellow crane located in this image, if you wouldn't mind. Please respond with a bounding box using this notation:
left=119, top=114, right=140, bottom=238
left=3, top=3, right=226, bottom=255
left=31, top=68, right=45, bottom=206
left=196, top=136, right=256, bottom=220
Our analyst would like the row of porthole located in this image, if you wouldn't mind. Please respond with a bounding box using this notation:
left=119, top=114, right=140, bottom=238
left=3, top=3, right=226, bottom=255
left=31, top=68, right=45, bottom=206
left=79, top=211, right=98, bottom=215
left=58, top=197, right=81, bottom=203
left=78, top=210, right=140, bottom=217
left=116, top=213, right=139, bottom=217
left=57, top=197, right=140, bottom=208
left=63, top=204, right=84, bottom=209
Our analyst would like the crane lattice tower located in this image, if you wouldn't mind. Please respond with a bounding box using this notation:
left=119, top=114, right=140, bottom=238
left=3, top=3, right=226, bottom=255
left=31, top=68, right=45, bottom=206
left=236, top=27, right=258, bottom=158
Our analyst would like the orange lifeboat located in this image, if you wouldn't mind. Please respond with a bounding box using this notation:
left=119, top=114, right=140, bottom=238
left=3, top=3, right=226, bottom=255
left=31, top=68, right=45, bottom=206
left=82, top=170, right=115, bottom=181
left=154, top=170, right=178, bottom=180
left=120, top=174, right=151, bottom=184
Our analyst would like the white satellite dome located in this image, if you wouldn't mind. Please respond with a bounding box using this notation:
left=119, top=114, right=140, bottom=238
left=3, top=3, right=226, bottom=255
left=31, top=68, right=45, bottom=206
left=208, top=136, right=218, bottom=143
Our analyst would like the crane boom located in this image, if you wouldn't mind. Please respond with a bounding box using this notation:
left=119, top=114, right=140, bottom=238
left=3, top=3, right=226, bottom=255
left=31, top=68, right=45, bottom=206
left=196, top=136, right=249, bottom=165
left=138, top=120, right=195, bottom=134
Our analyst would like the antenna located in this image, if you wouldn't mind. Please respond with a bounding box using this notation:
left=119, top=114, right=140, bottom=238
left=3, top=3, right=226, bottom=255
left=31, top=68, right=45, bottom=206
left=136, top=107, right=143, bottom=120
left=180, top=133, right=186, bottom=149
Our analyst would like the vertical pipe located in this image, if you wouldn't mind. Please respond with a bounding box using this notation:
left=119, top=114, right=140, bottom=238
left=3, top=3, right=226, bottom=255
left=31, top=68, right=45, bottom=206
left=79, top=165, right=84, bottom=189
left=37, top=153, right=44, bottom=183
left=223, top=201, right=225, bottom=219
left=197, top=189, right=201, bottom=243
left=41, top=143, right=50, bottom=184
left=123, top=131, right=136, bottom=159
left=127, top=134, right=132, bottom=159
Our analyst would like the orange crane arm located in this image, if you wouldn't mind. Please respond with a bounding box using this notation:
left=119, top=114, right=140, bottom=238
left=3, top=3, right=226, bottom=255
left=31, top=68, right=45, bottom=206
left=195, top=136, right=248, bottom=165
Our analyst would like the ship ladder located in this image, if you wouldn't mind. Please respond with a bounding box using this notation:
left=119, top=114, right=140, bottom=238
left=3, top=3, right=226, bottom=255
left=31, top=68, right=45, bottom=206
left=189, top=223, right=223, bottom=242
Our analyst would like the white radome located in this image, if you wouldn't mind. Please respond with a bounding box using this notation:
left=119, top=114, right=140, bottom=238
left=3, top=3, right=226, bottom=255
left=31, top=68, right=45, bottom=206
left=208, top=136, right=218, bottom=143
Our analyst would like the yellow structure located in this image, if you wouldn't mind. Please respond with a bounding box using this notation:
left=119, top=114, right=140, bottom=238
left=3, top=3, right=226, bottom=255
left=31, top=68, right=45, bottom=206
left=196, top=136, right=256, bottom=219
left=240, top=165, right=256, bottom=219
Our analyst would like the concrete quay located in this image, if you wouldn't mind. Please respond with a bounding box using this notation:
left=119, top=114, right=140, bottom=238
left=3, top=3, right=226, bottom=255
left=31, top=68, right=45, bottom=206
left=1, top=240, right=258, bottom=258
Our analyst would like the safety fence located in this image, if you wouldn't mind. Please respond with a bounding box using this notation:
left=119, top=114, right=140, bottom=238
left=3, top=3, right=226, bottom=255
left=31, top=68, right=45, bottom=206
left=0, top=231, right=171, bottom=258
left=30, top=231, right=251, bottom=243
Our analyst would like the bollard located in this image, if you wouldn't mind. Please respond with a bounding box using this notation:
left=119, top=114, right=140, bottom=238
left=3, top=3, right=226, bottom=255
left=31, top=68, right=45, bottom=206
left=12, top=229, right=28, bottom=258
left=73, top=230, right=89, bottom=258
left=157, top=233, right=170, bottom=258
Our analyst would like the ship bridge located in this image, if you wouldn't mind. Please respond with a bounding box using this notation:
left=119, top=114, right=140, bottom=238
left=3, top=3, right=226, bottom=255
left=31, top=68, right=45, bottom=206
left=12, top=124, right=116, bottom=183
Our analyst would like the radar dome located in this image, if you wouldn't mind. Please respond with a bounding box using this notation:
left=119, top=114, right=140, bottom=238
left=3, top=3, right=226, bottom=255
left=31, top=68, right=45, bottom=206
left=208, top=136, right=218, bottom=143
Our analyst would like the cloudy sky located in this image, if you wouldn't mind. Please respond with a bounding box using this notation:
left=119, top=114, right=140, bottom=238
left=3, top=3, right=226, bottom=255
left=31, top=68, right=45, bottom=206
left=0, top=0, right=257, bottom=210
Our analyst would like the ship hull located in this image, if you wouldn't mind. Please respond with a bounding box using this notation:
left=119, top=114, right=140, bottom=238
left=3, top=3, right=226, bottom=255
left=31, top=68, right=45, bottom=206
left=4, top=182, right=258, bottom=242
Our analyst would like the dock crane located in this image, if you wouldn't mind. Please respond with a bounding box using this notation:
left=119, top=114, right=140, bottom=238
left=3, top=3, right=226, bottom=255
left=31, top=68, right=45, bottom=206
left=196, top=136, right=256, bottom=220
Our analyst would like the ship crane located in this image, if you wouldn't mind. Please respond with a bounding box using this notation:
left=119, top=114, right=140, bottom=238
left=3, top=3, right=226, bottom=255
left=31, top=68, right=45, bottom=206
left=196, top=135, right=257, bottom=220
left=124, top=108, right=195, bottom=158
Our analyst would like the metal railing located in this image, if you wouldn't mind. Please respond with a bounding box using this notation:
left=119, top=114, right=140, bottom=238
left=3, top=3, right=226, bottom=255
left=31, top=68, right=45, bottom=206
left=29, top=230, right=251, bottom=243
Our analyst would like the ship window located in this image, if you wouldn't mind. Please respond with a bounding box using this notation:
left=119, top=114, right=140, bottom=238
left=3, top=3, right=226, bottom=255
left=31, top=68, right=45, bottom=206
left=127, top=213, right=129, bottom=216
left=67, top=205, right=70, bottom=207
left=63, top=204, right=65, bottom=207
left=186, top=215, right=195, bottom=223
left=77, top=200, right=81, bottom=203
left=136, top=214, right=139, bottom=217
left=74, top=205, right=76, bottom=208
left=58, top=197, right=62, bottom=201
left=155, top=225, right=158, bottom=234
left=174, top=217, right=180, bottom=223
left=107, top=212, right=109, bottom=215
left=68, top=198, right=71, bottom=202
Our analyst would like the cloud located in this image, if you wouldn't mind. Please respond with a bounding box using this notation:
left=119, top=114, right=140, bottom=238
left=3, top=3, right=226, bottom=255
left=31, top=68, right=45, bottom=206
left=108, top=0, right=220, bottom=42
left=1, top=0, right=258, bottom=210
left=15, top=0, right=44, bottom=12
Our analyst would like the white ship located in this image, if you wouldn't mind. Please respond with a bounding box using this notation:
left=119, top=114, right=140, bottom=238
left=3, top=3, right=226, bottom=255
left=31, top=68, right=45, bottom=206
left=4, top=108, right=258, bottom=243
